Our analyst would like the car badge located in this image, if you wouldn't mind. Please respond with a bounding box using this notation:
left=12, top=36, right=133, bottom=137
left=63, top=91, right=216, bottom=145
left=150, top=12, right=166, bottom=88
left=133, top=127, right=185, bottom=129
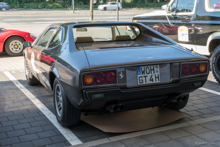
left=119, top=72, right=124, bottom=79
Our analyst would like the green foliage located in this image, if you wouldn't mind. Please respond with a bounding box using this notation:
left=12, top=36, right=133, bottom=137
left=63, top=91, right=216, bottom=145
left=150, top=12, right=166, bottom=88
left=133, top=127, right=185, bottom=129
left=0, top=0, right=169, bottom=9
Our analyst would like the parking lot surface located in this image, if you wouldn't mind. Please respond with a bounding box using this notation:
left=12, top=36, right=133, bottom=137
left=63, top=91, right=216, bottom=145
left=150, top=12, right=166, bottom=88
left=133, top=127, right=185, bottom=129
left=0, top=53, right=220, bottom=147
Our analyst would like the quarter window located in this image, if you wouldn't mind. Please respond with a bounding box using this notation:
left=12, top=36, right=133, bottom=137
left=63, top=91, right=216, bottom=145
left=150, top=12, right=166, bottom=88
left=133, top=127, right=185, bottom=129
left=37, top=28, right=57, bottom=47
left=48, top=28, right=62, bottom=48
left=209, top=0, right=220, bottom=8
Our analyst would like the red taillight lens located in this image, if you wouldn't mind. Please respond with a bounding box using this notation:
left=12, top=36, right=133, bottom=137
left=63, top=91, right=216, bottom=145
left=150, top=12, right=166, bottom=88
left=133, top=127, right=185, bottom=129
left=106, top=72, right=116, bottom=82
left=83, top=70, right=117, bottom=86
left=95, top=73, right=104, bottom=83
left=181, top=62, right=207, bottom=77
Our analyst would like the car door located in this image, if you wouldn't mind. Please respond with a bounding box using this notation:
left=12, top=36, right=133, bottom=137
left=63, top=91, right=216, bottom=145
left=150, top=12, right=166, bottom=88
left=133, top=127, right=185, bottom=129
left=30, top=27, right=57, bottom=87
left=172, top=0, right=197, bottom=50
left=109, top=2, right=116, bottom=10
left=39, top=27, right=63, bottom=89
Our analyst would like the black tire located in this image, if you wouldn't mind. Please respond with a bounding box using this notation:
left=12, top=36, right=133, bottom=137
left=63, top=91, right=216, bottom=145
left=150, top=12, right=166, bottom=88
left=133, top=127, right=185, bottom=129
left=103, top=7, right=106, bottom=11
left=53, top=78, right=81, bottom=127
left=24, top=58, right=39, bottom=85
left=5, top=37, right=25, bottom=56
left=165, top=94, right=189, bottom=110
left=211, top=45, right=220, bottom=83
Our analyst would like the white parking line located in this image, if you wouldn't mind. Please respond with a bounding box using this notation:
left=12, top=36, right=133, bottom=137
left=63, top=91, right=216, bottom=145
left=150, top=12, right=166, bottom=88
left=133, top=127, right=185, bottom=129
left=200, top=87, right=220, bottom=95
left=4, top=71, right=82, bottom=146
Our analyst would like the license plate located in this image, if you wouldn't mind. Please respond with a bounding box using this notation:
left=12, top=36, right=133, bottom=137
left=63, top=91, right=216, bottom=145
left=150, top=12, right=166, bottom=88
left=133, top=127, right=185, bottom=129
left=137, top=65, right=160, bottom=85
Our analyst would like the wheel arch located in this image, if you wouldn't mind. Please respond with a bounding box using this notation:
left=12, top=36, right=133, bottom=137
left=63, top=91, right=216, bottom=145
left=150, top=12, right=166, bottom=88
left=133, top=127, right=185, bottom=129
left=3, top=35, right=25, bottom=52
left=49, top=67, right=60, bottom=91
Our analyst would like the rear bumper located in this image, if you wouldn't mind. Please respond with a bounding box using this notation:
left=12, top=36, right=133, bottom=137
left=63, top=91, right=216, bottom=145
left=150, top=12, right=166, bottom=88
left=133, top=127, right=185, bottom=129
left=77, top=76, right=207, bottom=110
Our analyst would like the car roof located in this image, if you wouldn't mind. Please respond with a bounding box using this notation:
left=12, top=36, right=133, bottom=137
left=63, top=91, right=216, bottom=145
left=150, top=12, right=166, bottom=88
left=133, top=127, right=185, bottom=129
left=51, top=22, right=140, bottom=27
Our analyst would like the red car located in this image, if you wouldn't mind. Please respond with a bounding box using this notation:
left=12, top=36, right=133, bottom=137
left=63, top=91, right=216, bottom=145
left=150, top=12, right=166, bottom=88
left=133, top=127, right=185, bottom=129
left=0, top=28, right=36, bottom=56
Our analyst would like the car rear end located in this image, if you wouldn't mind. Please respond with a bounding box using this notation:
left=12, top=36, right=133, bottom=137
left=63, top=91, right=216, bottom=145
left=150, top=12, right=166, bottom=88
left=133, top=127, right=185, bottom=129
left=71, top=23, right=209, bottom=113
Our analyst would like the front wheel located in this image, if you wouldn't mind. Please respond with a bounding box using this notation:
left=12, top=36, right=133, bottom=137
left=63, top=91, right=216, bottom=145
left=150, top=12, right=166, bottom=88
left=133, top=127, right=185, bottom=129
left=53, top=78, right=81, bottom=127
left=165, top=94, right=189, bottom=110
left=211, top=45, right=220, bottom=83
left=5, top=37, right=25, bottom=56
left=103, top=7, right=106, bottom=11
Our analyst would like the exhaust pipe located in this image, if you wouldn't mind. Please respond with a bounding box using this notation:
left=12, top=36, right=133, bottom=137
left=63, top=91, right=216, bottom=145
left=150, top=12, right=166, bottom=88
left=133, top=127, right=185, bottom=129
left=118, top=104, right=124, bottom=110
left=106, top=105, right=118, bottom=113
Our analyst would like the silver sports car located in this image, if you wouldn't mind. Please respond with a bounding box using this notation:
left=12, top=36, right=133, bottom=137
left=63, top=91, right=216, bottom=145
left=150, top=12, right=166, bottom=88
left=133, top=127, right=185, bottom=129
left=23, top=22, right=209, bottom=127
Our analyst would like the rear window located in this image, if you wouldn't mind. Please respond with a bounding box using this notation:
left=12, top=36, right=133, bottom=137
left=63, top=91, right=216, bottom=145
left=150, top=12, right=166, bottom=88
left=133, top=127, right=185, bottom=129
left=209, top=0, right=220, bottom=8
left=73, top=25, right=171, bottom=50
left=73, top=25, right=140, bottom=43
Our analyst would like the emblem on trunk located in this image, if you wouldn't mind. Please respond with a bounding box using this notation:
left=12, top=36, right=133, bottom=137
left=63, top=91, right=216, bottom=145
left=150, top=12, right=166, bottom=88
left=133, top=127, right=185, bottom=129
left=119, top=72, right=124, bottom=79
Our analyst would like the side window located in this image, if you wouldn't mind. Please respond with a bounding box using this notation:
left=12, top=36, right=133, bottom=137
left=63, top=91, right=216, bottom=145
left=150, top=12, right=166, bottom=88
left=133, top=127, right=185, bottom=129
left=37, top=28, right=57, bottom=47
left=176, top=0, right=195, bottom=12
left=48, top=28, right=62, bottom=48
left=209, top=0, right=220, bottom=8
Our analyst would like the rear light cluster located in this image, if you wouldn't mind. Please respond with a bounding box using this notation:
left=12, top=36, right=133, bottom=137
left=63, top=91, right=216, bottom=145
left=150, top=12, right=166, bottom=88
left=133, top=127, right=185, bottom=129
left=181, top=62, right=208, bottom=77
left=83, top=70, right=117, bottom=86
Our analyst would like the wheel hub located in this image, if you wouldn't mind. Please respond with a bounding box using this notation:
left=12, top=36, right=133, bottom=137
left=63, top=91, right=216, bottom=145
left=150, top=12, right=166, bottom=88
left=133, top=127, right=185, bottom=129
left=9, top=40, right=23, bottom=53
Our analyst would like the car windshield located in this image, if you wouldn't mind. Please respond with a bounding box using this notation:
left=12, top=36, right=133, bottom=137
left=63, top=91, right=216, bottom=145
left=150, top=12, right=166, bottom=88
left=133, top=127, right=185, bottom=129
left=73, top=25, right=171, bottom=50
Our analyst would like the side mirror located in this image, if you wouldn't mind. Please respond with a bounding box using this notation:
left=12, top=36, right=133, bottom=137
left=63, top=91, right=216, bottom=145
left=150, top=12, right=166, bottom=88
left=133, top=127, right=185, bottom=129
left=23, top=42, right=31, bottom=47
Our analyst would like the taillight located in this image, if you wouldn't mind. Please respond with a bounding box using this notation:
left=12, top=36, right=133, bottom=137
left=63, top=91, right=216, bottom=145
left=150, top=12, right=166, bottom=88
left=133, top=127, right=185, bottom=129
left=181, top=62, right=208, bottom=77
left=83, top=70, right=117, bottom=86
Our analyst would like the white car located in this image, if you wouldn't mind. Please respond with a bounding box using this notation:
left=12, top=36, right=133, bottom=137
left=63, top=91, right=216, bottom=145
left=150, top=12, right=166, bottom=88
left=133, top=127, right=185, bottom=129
left=98, top=2, right=122, bottom=11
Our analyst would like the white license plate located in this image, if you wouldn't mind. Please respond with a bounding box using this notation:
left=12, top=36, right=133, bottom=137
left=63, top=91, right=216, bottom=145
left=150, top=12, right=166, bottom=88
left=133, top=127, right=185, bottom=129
left=137, top=65, right=160, bottom=85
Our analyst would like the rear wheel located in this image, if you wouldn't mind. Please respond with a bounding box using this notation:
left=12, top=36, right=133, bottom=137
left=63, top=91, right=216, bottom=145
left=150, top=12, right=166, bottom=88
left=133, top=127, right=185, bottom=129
left=53, top=78, right=81, bottom=127
left=165, top=94, right=189, bottom=110
left=24, top=58, right=39, bottom=85
left=5, top=37, right=25, bottom=56
left=1, top=8, right=6, bottom=11
left=211, top=45, right=220, bottom=83
left=103, top=7, right=106, bottom=11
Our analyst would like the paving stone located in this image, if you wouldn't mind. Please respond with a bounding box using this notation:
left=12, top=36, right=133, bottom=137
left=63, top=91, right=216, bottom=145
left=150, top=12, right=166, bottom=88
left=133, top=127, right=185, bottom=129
left=7, top=130, right=26, bottom=137
left=13, top=109, right=29, bottom=115
left=30, top=120, right=48, bottom=127
left=13, top=123, right=31, bottom=130
left=0, top=137, right=20, bottom=146
left=8, top=115, right=24, bottom=121
left=50, top=135, right=67, bottom=143
left=155, top=140, right=186, bottom=147
left=120, top=136, right=150, bottom=147
left=197, top=109, right=214, bottom=114
left=200, top=121, right=220, bottom=130
left=196, top=131, right=220, bottom=142
left=142, top=132, right=170, bottom=143
left=31, top=138, right=53, bottom=147
left=18, top=118, right=35, bottom=124
left=94, top=141, right=125, bottom=147
left=1, top=120, right=19, bottom=127
left=162, top=128, right=190, bottom=139
left=23, top=112, right=40, bottom=118
left=0, top=111, right=14, bottom=118
left=37, top=130, right=57, bottom=138
left=19, top=134, right=39, bottom=142
left=0, top=117, right=8, bottom=122
left=0, top=132, right=7, bottom=139
left=182, top=125, right=209, bottom=134
left=41, top=124, right=56, bottom=131
left=0, top=126, right=14, bottom=133
left=45, top=142, right=67, bottom=147
left=176, top=135, right=205, bottom=147
left=12, top=142, right=34, bottom=147
left=25, top=126, right=44, bottom=134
